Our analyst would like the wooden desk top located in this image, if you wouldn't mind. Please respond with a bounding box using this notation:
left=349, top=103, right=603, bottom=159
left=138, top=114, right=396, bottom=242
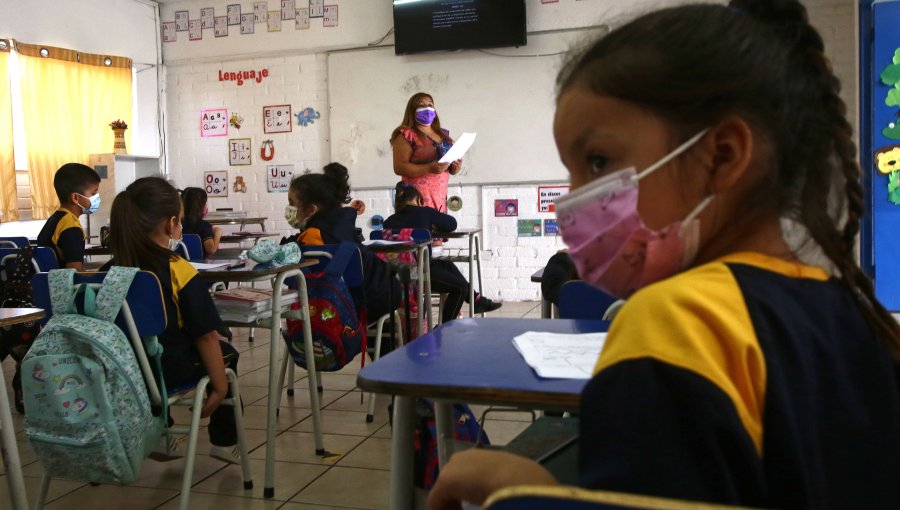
left=220, top=233, right=279, bottom=244
left=433, top=227, right=482, bottom=238
left=357, top=317, right=609, bottom=411
left=364, top=240, right=432, bottom=254
left=206, top=216, right=268, bottom=225
left=531, top=267, right=545, bottom=283
left=85, top=245, right=111, bottom=256
left=194, top=258, right=318, bottom=282
left=0, top=308, right=45, bottom=327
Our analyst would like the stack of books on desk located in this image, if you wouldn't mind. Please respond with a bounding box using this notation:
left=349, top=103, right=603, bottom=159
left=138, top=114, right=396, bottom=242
left=212, top=287, right=298, bottom=323
left=207, top=210, right=248, bottom=219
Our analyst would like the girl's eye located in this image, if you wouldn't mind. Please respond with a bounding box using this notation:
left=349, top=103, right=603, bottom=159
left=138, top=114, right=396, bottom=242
left=588, top=155, right=610, bottom=175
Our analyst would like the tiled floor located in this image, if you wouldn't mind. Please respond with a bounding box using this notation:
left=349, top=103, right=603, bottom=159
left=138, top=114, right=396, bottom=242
left=0, top=301, right=543, bottom=509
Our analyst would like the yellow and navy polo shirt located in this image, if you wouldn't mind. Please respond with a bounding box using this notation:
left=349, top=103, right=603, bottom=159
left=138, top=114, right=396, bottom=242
left=36, top=208, right=85, bottom=265
left=579, top=252, right=900, bottom=508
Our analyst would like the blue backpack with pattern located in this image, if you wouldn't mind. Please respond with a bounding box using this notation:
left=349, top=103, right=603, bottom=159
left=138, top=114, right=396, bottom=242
left=22, top=268, right=164, bottom=483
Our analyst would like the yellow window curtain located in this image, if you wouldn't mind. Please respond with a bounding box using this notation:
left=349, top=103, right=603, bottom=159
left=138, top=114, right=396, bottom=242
left=16, top=42, right=131, bottom=219
left=0, top=42, right=18, bottom=220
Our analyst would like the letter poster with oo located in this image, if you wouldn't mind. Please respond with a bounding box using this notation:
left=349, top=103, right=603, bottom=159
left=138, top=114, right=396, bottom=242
left=205, top=171, right=228, bottom=197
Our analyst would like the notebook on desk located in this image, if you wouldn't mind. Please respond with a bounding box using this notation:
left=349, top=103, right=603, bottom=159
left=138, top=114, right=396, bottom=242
left=190, top=259, right=245, bottom=271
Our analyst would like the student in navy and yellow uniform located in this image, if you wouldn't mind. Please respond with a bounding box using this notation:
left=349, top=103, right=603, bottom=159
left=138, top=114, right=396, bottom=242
left=282, top=162, right=401, bottom=322
left=37, top=163, right=101, bottom=270
left=429, top=1, right=900, bottom=509
left=181, top=187, right=222, bottom=257
left=385, top=182, right=501, bottom=323
left=104, top=177, right=242, bottom=464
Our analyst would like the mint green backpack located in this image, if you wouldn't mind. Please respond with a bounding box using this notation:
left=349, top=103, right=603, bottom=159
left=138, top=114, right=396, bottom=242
left=22, top=267, right=164, bottom=483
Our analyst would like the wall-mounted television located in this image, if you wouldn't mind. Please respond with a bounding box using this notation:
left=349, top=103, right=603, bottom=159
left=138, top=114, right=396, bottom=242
left=393, top=0, right=527, bottom=55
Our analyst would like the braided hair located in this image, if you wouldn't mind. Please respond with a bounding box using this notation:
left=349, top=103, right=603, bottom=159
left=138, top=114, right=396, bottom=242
left=557, top=0, right=900, bottom=359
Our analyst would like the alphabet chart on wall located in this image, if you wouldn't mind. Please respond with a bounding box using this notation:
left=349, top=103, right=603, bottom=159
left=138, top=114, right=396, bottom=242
left=201, top=7, right=215, bottom=28
left=229, top=138, right=252, bottom=165
left=263, top=104, right=292, bottom=133
left=254, top=1, right=268, bottom=22
left=240, top=13, right=255, bottom=34
left=309, top=0, right=324, bottom=18
left=227, top=4, right=241, bottom=25
left=323, top=5, right=338, bottom=27
left=281, top=0, right=296, bottom=20
left=295, top=7, right=310, bottom=29
left=267, top=164, right=294, bottom=192
left=162, top=22, right=176, bottom=42
left=205, top=171, right=229, bottom=197
left=215, top=16, right=228, bottom=37
left=200, top=108, right=228, bottom=137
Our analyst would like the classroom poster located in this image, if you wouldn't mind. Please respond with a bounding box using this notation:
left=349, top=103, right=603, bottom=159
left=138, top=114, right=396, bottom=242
left=538, top=185, right=569, bottom=213
left=267, top=164, right=294, bottom=192
left=295, top=8, right=310, bottom=29
left=254, top=1, right=268, bottom=22
left=200, top=108, right=228, bottom=137
left=240, top=13, right=255, bottom=34
left=189, top=20, right=203, bottom=41
left=227, top=4, right=241, bottom=25
left=201, top=7, right=215, bottom=28
left=281, top=0, right=296, bottom=20
left=543, top=219, right=559, bottom=236
left=323, top=5, right=338, bottom=27
left=215, top=16, right=228, bottom=37
left=309, top=0, right=324, bottom=18
left=229, top=138, right=252, bottom=165
left=175, top=10, right=189, bottom=31
left=518, top=219, right=542, bottom=237
left=162, top=22, right=177, bottom=42
left=494, top=199, right=518, bottom=217
left=268, top=12, right=282, bottom=31
left=204, top=171, right=229, bottom=197
left=263, top=104, right=292, bottom=133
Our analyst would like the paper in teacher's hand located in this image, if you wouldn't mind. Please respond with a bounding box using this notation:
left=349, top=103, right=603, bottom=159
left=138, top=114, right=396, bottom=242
left=438, top=132, right=477, bottom=164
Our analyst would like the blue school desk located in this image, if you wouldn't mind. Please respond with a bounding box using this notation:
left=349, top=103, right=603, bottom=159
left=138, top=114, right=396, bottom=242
left=357, top=317, right=610, bottom=510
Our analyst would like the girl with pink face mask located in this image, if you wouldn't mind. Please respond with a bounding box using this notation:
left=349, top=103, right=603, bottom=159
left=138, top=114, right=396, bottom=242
left=428, top=1, right=900, bottom=509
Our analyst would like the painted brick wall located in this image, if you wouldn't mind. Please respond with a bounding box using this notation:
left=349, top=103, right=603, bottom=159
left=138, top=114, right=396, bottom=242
left=164, top=0, right=858, bottom=302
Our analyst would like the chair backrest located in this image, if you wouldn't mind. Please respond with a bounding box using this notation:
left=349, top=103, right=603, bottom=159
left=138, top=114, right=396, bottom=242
left=483, top=486, right=752, bottom=510
left=557, top=281, right=618, bottom=321
left=370, top=228, right=432, bottom=244
left=0, top=236, right=29, bottom=248
left=0, top=246, right=59, bottom=274
left=31, top=270, right=169, bottom=407
left=174, top=233, right=203, bottom=261
left=300, top=244, right=365, bottom=292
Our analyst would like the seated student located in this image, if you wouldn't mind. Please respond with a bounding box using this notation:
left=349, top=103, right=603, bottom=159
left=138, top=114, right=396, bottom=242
left=540, top=251, right=578, bottom=307
left=282, top=162, right=400, bottom=322
left=428, top=1, right=900, bottom=509
left=104, top=177, right=242, bottom=464
left=181, top=187, right=222, bottom=257
left=37, top=163, right=101, bottom=270
left=385, top=182, right=501, bottom=323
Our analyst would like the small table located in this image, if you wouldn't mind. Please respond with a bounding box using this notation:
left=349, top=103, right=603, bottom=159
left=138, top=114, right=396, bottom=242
left=358, top=317, right=609, bottom=510
left=433, top=228, right=483, bottom=317
left=207, top=216, right=268, bottom=232
left=196, top=259, right=319, bottom=499
left=0, top=308, right=45, bottom=510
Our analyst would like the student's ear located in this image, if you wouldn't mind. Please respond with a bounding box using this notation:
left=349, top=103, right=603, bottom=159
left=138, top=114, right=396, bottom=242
left=304, top=204, right=318, bottom=219
left=165, top=216, right=179, bottom=237
left=698, top=116, right=754, bottom=194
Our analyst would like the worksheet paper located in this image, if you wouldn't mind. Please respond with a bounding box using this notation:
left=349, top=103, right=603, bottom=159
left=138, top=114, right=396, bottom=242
left=512, top=331, right=607, bottom=379
left=190, top=261, right=230, bottom=271
left=438, top=132, right=476, bottom=163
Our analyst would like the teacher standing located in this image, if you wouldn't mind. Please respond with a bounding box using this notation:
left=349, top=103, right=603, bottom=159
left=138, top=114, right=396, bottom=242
left=391, top=92, right=461, bottom=213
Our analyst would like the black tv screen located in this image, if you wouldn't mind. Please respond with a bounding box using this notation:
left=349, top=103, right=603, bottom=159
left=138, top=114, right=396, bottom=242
left=393, top=0, right=527, bottom=55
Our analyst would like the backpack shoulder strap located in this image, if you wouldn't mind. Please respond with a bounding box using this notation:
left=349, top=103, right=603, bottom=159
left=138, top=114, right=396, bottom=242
left=325, top=241, right=357, bottom=277
left=94, top=266, right=139, bottom=323
left=48, top=268, right=76, bottom=316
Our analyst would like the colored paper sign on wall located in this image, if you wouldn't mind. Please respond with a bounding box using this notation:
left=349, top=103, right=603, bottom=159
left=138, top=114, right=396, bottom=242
left=205, top=171, right=229, bottom=197
left=268, top=11, right=282, bottom=31
left=214, top=16, right=228, bottom=37
left=229, top=138, right=252, bottom=166
left=543, top=219, right=559, bottom=236
left=267, top=164, right=294, bottom=192
left=189, top=19, right=203, bottom=41
left=518, top=219, right=542, bottom=237
left=281, top=0, right=296, bottom=20
left=200, top=108, right=228, bottom=137
left=227, top=4, right=241, bottom=25
left=162, top=21, right=177, bottom=43
left=263, top=104, right=292, bottom=133
left=201, top=7, right=215, bottom=29
left=240, top=13, right=255, bottom=34
left=538, top=185, right=569, bottom=213
left=310, top=0, right=324, bottom=18
left=296, top=8, right=310, bottom=29
left=323, top=5, right=338, bottom=27
left=494, top=199, right=518, bottom=217
left=253, top=1, right=268, bottom=22
left=175, top=10, right=189, bottom=31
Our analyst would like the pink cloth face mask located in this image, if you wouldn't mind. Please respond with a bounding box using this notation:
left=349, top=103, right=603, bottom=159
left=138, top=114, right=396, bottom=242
left=555, top=130, right=712, bottom=298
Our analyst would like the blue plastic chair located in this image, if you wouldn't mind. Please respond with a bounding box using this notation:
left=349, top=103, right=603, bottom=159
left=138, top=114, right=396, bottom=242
left=0, top=247, right=58, bottom=274
left=30, top=271, right=253, bottom=510
left=557, top=281, right=618, bottom=320
left=174, top=233, right=204, bottom=261
left=0, top=236, right=29, bottom=248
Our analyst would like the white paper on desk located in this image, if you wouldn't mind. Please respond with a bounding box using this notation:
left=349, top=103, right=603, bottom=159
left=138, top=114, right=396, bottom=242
left=512, top=331, right=607, bottom=379
left=362, top=239, right=408, bottom=246
left=438, top=132, right=476, bottom=164
left=190, top=261, right=229, bottom=270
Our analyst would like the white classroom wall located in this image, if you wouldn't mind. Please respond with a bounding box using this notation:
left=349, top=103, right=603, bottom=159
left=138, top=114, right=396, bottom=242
left=160, top=0, right=858, bottom=301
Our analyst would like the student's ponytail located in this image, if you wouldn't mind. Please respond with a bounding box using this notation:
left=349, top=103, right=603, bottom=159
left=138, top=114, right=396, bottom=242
left=322, top=162, right=352, bottom=205
left=289, top=162, right=354, bottom=214
left=394, top=181, right=423, bottom=212
left=109, top=177, right=181, bottom=275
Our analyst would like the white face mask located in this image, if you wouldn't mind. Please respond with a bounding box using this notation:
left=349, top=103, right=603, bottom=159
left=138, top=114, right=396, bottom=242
left=167, top=221, right=183, bottom=252
left=285, top=205, right=306, bottom=229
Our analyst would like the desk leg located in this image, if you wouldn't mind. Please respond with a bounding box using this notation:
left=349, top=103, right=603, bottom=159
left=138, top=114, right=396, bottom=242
left=416, top=248, right=426, bottom=337
left=434, top=401, right=454, bottom=468
left=541, top=298, right=552, bottom=319
left=391, top=396, right=415, bottom=510
left=0, top=363, right=29, bottom=510
left=467, top=234, right=475, bottom=317
left=474, top=234, right=483, bottom=310
left=422, top=247, right=433, bottom=331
